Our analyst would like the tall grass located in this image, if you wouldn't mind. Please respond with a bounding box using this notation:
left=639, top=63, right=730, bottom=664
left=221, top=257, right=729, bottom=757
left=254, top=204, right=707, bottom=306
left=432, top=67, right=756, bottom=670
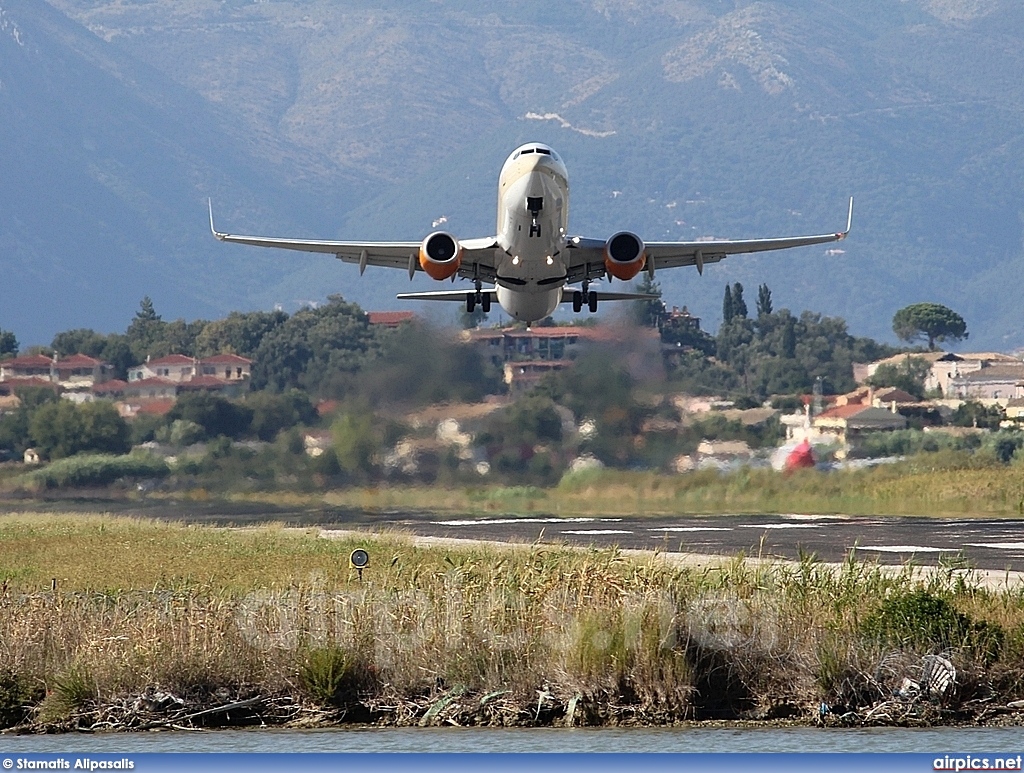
left=296, top=460, right=1024, bottom=518
left=2, top=514, right=1024, bottom=728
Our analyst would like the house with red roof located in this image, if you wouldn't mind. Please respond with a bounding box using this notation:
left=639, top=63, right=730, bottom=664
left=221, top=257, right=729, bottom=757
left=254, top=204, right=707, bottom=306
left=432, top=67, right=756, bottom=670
left=123, top=377, right=179, bottom=402
left=0, top=354, right=57, bottom=381
left=367, top=311, right=415, bottom=327
left=197, top=354, right=251, bottom=381
left=115, top=353, right=253, bottom=414
left=177, top=375, right=248, bottom=398
left=128, top=354, right=199, bottom=383
left=0, top=353, right=112, bottom=398
left=52, top=354, right=113, bottom=389
left=128, top=354, right=253, bottom=385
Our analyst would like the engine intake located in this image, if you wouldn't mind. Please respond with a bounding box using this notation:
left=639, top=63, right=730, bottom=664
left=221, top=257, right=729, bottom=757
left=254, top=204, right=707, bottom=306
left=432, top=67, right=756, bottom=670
left=603, top=231, right=646, bottom=280
left=419, top=231, right=463, bottom=280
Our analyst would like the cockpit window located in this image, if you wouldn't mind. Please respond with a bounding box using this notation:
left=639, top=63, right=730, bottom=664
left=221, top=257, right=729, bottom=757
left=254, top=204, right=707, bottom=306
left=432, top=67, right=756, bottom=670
left=520, top=148, right=534, bottom=155
left=513, top=151, right=520, bottom=159
left=536, top=148, right=551, bottom=155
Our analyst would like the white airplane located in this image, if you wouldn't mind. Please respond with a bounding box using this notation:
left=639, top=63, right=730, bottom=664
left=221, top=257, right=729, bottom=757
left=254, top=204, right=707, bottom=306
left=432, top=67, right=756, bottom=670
left=210, top=142, right=852, bottom=323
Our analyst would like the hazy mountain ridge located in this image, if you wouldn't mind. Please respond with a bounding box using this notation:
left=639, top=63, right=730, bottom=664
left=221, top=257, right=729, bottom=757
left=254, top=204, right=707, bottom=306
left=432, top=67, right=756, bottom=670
left=3, top=0, right=1022, bottom=348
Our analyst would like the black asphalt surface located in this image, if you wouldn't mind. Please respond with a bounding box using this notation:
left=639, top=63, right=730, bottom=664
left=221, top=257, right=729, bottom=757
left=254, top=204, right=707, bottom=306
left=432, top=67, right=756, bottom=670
left=383, top=512, right=1024, bottom=571
left=6, top=497, right=1024, bottom=571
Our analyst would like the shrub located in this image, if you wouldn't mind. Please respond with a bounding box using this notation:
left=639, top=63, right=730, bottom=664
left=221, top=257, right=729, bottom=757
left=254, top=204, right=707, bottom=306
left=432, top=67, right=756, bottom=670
left=0, top=669, right=41, bottom=729
left=862, top=589, right=1004, bottom=662
left=21, top=453, right=169, bottom=490
left=298, top=646, right=374, bottom=707
left=37, top=665, right=95, bottom=724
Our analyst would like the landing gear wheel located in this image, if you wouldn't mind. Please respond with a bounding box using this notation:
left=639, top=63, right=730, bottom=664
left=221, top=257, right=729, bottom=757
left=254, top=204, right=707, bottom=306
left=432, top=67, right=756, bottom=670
left=466, top=294, right=476, bottom=313
left=588, top=292, right=598, bottom=313
left=572, top=291, right=583, bottom=313
left=481, top=294, right=491, bottom=313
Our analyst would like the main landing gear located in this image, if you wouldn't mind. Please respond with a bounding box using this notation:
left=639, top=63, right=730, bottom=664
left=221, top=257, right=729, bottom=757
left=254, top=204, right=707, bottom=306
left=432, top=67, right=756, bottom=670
left=572, top=281, right=598, bottom=314
left=466, top=280, right=491, bottom=313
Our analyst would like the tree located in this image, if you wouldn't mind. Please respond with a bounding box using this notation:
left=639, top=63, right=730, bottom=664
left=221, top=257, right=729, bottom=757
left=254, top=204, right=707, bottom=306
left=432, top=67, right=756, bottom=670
left=194, top=310, right=287, bottom=359
left=166, top=393, right=253, bottom=440
left=780, top=316, right=797, bottom=359
left=0, top=329, right=18, bottom=358
left=722, top=285, right=734, bottom=324
left=732, top=282, right=748, bottom=319
left=630, top=275, right=665, bottom=328
left=250, top=296, right=380, bottom=395
left=125, top=297, right=165, bottom=362
left=245, top=390, right=318, bottom=441
left=866, top=356, right=931, bottom=399
left=136, top=296, right=161, bottom=322
left=29, top=401, right=130, bottom=460
left=952, top=401, right=1003, bottom=430
left=756, top=284, right=773, bottom=318
left=49, top=329, right=137, bottom=380
left=892, top=303, right=968, bottom=351
left=51, top=329, right=107, bottom=358
left=331, top=411, right=381, bottom=479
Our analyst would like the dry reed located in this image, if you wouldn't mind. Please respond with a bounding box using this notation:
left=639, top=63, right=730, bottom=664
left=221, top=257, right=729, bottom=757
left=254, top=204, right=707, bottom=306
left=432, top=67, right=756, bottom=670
left=2, top=513, right=1024, bottom=730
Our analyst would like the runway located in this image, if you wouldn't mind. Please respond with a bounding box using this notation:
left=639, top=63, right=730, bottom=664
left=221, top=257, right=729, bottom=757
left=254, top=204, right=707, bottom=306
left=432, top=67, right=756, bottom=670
left=6, top=498, right=1024, bottom=572
left=374, top=512, right=1024, bottom=572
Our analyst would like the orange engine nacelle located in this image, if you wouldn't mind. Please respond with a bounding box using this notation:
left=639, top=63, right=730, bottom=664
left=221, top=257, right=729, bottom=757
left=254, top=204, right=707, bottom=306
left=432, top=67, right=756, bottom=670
left=419, top=231, right=463, bottom=280
left=603, top=231, right=646, bottom=281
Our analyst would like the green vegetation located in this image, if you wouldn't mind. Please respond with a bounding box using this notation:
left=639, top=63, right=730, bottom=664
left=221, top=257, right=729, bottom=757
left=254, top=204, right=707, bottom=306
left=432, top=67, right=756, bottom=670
left=0, top=329, right=17, bottom=359
left=0, top=290, right=1018, bottom=499
left=642, top=284, right=900, bottom=400
left=1, top=514, right=1023, bottom=730
left=866, top=356, right=932, bottom=399
left=21, top=453, right=169, bottom=490
left=893, top=303, right=969, bottom=351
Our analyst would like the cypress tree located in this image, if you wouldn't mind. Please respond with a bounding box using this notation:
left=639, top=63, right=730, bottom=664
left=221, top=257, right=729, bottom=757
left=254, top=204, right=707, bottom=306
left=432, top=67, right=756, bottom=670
left=732, top=282, right=748, bottom=319
left=722, top=284, right=734, bottom=323
left=782, top=316, right=797, bottom=359
left=756, top=284, right=773, bottom=318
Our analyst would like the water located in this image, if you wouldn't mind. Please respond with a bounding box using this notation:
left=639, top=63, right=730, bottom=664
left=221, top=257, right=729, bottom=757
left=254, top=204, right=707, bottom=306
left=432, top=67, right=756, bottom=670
left=3, top=726, right=1024, bottom=753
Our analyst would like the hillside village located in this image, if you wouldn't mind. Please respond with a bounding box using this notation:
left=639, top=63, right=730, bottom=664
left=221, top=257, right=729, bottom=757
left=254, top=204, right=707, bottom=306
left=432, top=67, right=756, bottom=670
left=1, top=293, right=1023, bottom=485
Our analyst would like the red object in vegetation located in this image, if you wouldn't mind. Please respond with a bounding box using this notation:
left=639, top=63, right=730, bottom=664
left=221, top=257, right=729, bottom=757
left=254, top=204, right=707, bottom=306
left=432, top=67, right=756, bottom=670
left=784, top=439, right=816, bottom=471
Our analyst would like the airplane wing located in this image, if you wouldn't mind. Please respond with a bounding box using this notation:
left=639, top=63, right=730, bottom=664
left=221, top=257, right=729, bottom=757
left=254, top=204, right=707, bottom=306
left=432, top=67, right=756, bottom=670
left=209, top=201, right=499, bottom=280
left=565, top=197, right=853, bottom=283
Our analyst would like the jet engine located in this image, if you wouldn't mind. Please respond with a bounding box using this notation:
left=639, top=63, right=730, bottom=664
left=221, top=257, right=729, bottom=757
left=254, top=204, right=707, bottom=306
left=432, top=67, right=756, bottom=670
left=603, top=231, right=646, bottom=280
left=419, top=231, right=463, bottom=280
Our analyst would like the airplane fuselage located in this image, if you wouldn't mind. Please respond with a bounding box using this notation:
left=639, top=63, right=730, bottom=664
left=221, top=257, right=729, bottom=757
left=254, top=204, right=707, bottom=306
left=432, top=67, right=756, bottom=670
left=493, top=143, right=570, bottom=321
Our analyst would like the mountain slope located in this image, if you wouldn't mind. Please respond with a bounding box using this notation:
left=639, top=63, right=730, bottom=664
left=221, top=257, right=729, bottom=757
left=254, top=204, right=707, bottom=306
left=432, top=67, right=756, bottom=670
left=4, top=0, right=1023, bottom=349
left=0, top=0, right=361, bottom=344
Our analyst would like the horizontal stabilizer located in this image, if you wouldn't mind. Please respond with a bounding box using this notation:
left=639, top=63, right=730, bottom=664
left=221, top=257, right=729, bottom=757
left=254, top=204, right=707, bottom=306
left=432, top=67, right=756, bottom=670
left=559, top=291, right=661, bottom=303
left=396, top=288, right=498, bottom=302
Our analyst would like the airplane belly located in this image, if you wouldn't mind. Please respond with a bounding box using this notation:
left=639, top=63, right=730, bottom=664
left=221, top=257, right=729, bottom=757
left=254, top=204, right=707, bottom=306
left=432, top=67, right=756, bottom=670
left=496, top=286, right=561, bottom=322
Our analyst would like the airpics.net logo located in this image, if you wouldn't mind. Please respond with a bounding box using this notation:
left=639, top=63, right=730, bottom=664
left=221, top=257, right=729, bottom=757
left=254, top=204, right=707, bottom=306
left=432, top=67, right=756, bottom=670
left=934, top=756, right=1023, bottom=771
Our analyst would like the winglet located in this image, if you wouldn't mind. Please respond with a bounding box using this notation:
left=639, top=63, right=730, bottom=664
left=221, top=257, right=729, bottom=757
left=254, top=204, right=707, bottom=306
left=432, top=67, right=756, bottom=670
left=208, top=198, right=226, bottom=241
left=839, top=196, right=854, bottom=239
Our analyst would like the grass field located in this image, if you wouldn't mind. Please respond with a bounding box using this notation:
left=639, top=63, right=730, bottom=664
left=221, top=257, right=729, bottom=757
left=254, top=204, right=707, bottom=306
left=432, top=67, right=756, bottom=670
left=207, top=458, right=1024, bottom=518
left=2, top=512, right=1024, bottom=730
